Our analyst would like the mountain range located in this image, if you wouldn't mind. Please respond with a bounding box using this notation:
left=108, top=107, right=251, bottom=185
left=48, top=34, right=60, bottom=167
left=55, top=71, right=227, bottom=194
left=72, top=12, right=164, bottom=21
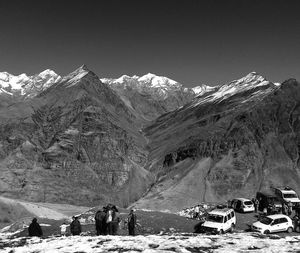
left=0, top=65, right=299, bottom=212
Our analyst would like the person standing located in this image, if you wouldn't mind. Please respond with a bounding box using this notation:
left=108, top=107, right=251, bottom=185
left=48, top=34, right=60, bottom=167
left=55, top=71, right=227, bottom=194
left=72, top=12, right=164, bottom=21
left=106, top=207, right=114, bottom=235
left=70, top=216, right=82, bottom=236
left=95, top=207, right=107, bottom=235
left=282, top=202, right=287, bottom=215
left=111, top=205, right=120, bottom=235
left=28, top=218, right=43, bottom=237
left=60, top=222, right=68, bottom=236
left=253, top=198, right=259, bottom=213
left=194, top=205, right=200, bottom=219
left=295, top=203, right=300, bottom=217
left=288, top=201, right=293, bottom=216
left=127, top=209, right=137, bottom=236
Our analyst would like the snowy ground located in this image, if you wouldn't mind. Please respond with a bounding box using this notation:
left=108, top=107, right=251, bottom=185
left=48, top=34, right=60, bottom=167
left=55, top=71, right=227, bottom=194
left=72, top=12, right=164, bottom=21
left=1, top=233, right=300, bottom=253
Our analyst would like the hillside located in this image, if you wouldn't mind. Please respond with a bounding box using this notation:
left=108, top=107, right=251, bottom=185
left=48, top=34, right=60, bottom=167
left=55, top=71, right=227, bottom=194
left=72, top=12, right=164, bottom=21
left=0, top=65, right=153, bottom=207
left=0, top=196, right=89, bottom=230
left=1, top=67, right=300, bottom=213
left=133, top=73, right=300, bottom=211
left=101, top=73, right=213, bottom=121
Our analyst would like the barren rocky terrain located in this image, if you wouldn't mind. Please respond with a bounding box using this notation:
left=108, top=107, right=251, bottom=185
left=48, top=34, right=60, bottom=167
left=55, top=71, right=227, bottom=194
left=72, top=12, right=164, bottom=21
left=1, top=67, right=300, bottom=213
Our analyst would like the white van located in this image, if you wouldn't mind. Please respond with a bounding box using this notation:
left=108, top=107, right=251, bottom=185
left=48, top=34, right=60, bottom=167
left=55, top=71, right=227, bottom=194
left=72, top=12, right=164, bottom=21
left=274, top=187, right=300, bottom=206
left=201, top=208, right=236, bottom=234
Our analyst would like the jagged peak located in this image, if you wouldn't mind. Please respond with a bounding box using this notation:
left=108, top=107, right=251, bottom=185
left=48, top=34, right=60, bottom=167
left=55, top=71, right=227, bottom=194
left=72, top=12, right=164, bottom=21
left=61, top=65, right=101, bottom=88
left=38, top=69, right=59, bottom=77
left=243, top=71, right=266, bottom=80
left=79, top=64, right=89, bottom=71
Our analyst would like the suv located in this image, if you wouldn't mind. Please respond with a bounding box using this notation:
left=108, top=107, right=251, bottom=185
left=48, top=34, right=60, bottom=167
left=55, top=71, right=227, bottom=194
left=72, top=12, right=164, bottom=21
left=256, top=191, right=282, bottom=212
left=252, top=214, right=293, bottom=234
left=201, top=208, right=236, bottom=234
left=231, top=198, right=255, bottom=213
left=274, top=187, right=300, bottom=206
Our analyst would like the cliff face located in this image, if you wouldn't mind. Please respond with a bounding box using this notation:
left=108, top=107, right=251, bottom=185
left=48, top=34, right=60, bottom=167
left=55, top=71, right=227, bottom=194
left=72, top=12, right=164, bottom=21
left=133, top=74, right=300, bottom=211
left=0, top=66, right=153, bottom=207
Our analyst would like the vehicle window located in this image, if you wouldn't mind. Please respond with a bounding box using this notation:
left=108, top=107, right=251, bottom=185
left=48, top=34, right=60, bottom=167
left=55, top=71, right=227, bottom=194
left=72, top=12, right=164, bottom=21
left=272, top=219, right=280, bottom=225
left=279, top=218, right=288, bottom=223
left=244, top=201, right=253, bottom=205
left=231, top=211, right=235, bottom=217
left=283, top=193, right=298, bottom=198
left=227, top=214, right=231, bottom=221
left=208, top=214, right=223, bottom=223
left=224, top=216, right=228, bottom=223
left=260, top=217, right=273, bottom=225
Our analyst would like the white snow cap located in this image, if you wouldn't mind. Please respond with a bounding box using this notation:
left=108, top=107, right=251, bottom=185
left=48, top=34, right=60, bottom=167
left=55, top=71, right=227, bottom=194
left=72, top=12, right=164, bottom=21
left=0, top=69, right=61, bottom=95
left=138, top=73, right=178, bottom=86
left=101, top=73, right=179, bottom=88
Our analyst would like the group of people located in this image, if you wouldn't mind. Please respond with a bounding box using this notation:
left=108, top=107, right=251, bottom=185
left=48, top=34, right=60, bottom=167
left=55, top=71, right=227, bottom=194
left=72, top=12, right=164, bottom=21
left=94, top=204, right=120, bottom=235
left=27, top=205, right=137, bottom=238
left=179, top=204, right=210, bottom=219
left=94, top=204, right=137, bottom=236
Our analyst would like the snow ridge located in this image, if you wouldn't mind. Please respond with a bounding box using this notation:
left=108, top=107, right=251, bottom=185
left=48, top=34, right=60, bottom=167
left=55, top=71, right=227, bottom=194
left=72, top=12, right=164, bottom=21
left=0, top=69, right=61, bottom=96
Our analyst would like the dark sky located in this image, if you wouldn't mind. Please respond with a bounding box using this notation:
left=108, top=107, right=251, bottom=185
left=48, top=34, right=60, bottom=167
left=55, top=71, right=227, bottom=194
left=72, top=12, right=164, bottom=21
left=0, top=0, right=299, bottom=87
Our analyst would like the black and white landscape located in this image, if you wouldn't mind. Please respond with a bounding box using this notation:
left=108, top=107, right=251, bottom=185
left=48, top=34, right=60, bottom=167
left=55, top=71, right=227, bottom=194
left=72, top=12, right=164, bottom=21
left=1, top=66, right=300, bottom=210
left=1, top=0, right=300, bottom=252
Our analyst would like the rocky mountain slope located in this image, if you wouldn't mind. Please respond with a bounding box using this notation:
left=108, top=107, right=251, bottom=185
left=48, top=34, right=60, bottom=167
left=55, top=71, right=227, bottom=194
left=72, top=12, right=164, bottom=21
left=0, top=65, right=153, bottom=207
left=101, top=74, right=214, bottom=121
left=1, top=66, right=300, bottom=213
left=133, top=73, right=300, bottom=211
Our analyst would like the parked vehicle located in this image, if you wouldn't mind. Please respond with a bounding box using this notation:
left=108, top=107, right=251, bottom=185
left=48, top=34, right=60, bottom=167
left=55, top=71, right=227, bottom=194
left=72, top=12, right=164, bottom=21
left=201, top=208, right=236, bottom=234
left=252, top=214, right=293, bottom=234
left=274, top=187, right=300, bottom=207
left=231, top=198, right=255, bottom=213
left=256, top=191, right=282, bottom=212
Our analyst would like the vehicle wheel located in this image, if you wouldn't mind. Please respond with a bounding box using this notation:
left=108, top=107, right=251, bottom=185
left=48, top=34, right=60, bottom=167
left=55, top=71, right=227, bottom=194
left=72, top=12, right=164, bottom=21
left=230, top=224, right=235, bottom=232
left=263, top=230, right=270, bottom=235
left=218, top=229, right=224, bottom=235
left=287, top=227, right=293, bottom=233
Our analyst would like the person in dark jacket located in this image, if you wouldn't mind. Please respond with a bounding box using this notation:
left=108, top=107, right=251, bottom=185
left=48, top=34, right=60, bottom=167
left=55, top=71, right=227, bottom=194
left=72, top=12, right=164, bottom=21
left=95, top=207, right=107, bottom=235
left=70, top=216, right=82, bottom=235
left=127, top=209, right=137, bottom=236
left=28, top=218, right=43, bottom=237
left=111, top=205, right=120, bottom=235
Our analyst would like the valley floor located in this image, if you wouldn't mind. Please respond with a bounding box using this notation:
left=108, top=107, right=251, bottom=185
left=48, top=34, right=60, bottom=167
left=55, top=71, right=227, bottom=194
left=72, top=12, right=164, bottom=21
left=1, top=233, right=300, bottom=253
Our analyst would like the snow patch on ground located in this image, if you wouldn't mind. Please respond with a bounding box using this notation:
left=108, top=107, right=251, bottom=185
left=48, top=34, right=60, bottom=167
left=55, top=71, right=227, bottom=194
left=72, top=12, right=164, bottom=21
left=1, top=233, right=300, bottom=252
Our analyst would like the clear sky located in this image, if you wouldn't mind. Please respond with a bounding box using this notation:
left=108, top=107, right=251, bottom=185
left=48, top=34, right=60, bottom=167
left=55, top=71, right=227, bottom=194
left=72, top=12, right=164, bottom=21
left=0, top=0, right=299, bottom=87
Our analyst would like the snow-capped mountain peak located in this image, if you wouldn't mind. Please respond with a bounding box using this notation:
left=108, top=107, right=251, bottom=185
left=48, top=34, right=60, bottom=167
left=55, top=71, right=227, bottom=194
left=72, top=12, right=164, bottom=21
left=0, top=69, right=61, bottom=96
left=101, top=73, right=181, bottom=89
left=138, top=73, right=178, bottom=87
left=209, top=72, right=274, bottom=101
left=192, top=84, right=215, bottom=95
